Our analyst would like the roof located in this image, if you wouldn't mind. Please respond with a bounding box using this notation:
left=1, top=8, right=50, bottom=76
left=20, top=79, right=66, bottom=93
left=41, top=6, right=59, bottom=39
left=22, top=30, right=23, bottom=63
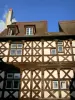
left=59, top=20, right=75, bottom=34
left=0, top=20, right=75, bottom=37
left=0, top=20, right=47, bottom=36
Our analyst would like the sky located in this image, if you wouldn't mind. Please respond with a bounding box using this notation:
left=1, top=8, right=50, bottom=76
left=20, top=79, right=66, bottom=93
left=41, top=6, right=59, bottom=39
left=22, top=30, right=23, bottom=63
left=0, top=0, right=75, bottom=32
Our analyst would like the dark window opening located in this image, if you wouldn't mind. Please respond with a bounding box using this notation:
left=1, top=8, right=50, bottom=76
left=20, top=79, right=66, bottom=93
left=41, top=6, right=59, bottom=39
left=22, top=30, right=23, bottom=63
left=6, top=80, right=12, bottom=89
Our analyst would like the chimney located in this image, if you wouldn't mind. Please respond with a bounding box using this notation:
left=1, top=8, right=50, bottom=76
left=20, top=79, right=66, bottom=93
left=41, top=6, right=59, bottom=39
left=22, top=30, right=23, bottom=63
left=5, top=8, right=13, bottom=27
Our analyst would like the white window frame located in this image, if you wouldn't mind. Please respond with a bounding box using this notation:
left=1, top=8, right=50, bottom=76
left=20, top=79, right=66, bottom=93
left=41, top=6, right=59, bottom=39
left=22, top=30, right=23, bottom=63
left=17, top=44, right=23, bottom=48
left=58, top=41, right=63, bottom=52
left=16, top=49, right=22, bottom=55
left=11, top=44, right=16, bottom=48
left=60, top=81, right=66, bottom=89
left=10, top=43, right=23, bottom=55
left=26, top=27, right=33, bottom=35
left=53, top=81, right=58, bottom=89
left=10, top=49, right=16, bottom=55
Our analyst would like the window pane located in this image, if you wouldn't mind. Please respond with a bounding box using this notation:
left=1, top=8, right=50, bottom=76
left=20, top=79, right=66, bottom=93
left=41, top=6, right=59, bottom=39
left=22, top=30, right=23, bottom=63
left=11, top=44, right=16, bottom=48
left=26, top=27, right=33, bottom=35
left=51, top=49, right=56, bottom=54
left=60, top=81, right=66, bottom=89
left=10, top=49, right=16, bottom=55
left=7, top=73, right=13, bottom=79
left=30, top=28, right=33, bottom=31
left=16, top=49, right=22, bottom=55
left=58, top=46, right=63, bottom=52
left=14, top=73, right=20, bottom=79
left=17, top=44, right=23, bottom=48
left=26, top=28, right=29, bottom=33
left=6, top=80, right=12, bottom=89
left=53, top=81, right=58, bottom=89
left=58, top=42, right=63, bottom=45
left=13, top=80, right=19, bottom=89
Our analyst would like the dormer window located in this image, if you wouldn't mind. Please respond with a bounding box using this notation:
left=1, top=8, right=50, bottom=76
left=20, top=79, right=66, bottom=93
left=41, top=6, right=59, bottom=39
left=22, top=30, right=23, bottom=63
left=7, top=24, right=19, bottom=36
left=26, top=27, right=33, bottom=35
left=24, top=25, right=36, bottom=35
left=8, top=28, right=15, bottom=36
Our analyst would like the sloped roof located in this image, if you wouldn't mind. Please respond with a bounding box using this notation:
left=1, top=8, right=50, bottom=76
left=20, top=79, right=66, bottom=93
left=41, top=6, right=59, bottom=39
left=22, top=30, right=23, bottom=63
left=0, top=21, right=47, bottom=36
left=0, top=20, right=75, bottom=37
left=59, top=20, right=75, bottom=34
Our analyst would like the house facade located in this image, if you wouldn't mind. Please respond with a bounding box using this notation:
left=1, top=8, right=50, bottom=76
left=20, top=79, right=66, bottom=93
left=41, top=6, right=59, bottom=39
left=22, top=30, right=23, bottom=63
left=0, top=9, right=75, bottom=100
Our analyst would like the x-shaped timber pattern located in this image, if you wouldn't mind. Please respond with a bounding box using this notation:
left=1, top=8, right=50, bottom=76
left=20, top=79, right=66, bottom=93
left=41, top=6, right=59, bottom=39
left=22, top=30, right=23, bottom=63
left=20, top=68, right=74, bottom=99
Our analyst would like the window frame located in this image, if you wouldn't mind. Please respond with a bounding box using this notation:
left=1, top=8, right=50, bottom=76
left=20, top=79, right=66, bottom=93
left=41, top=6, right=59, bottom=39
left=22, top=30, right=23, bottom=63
left=50, top=48, right=56, bottom=55
left=60, top=81, right=66, bottom=89
left=7, top=73, right=13, bottom=79
left=13, top=80, right=20, bottom=89
left=10, top=43, right=23, bottom=56
left=7, top=25, right=19, bottom=36
left=57, top=41, right=63, bottom=53
left=26, top=27, right=33, bottom=35
left=14, top=73, right=20, bottom=79
left=24, top=25, right=36, bottom=35
left=53, top=81, right=58, bottom=89
left=6, top=73, right=20, bottom=89
left=6, top=80, right=12, bottom=89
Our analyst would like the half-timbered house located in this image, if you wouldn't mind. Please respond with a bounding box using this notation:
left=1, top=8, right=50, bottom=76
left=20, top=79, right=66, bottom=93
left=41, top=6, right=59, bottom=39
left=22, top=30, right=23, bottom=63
left=0, top=8, right=75, bottom=100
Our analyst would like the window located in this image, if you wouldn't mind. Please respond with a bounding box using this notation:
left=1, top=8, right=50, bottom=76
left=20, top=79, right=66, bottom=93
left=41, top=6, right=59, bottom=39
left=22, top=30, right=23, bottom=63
left=6, top=73, right=20, bottom=89
left=57, top=41, right=63, bottom=52
left=60, top=81, right=66, bottom=89
left=51, top=49, right=56, bottom=54
left=6, top=80, right=12, bottom=89
left=7, top=73, right=13, bottom=79
left=7, top=24, right=19, bottom=36
left=13, top=80, right=19, bottom=89
left=26, top=27, right=33, bottom=35
left=10, top=44, right=23, bottom=55
left=6, top=80, right=19, bottom=89
left=53, top=81, right=58, bottom=89
left=14, top=73, right=20, bottom=79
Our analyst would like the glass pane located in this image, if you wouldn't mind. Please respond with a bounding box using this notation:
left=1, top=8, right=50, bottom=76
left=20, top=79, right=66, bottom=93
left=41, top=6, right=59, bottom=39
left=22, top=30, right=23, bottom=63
left=58, top=46, right=63, bottom=52
left=26, top=28, right=33, bottom=35
left=7, top=73, right=13, bottom=79
left=6, top=80, right=12, bottom=89
left=26, top=28, right=29, bottom=33
left=17, top=44, right=23, bottom=48
left=11, top=44, right=16, bottom=48
left=10, top=49, right=16, bottom=55
left=26, top=28, right=29, bottom=31
left=26, top=32, right=29, bottom=35
left=16, top=49, right=22, bottom=55
left=60, top=81, right=66, bottom=89
left=30, top=28, right=33, bottom=31
left=51, top=49, right=56, bottom=54
left=53, top=81, right=58, bottom=89
left=58, top=41, right=63, bottom=45
left=13, top=80, right=19, bottom=89
left=14, top=73, right=20, bottom=79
